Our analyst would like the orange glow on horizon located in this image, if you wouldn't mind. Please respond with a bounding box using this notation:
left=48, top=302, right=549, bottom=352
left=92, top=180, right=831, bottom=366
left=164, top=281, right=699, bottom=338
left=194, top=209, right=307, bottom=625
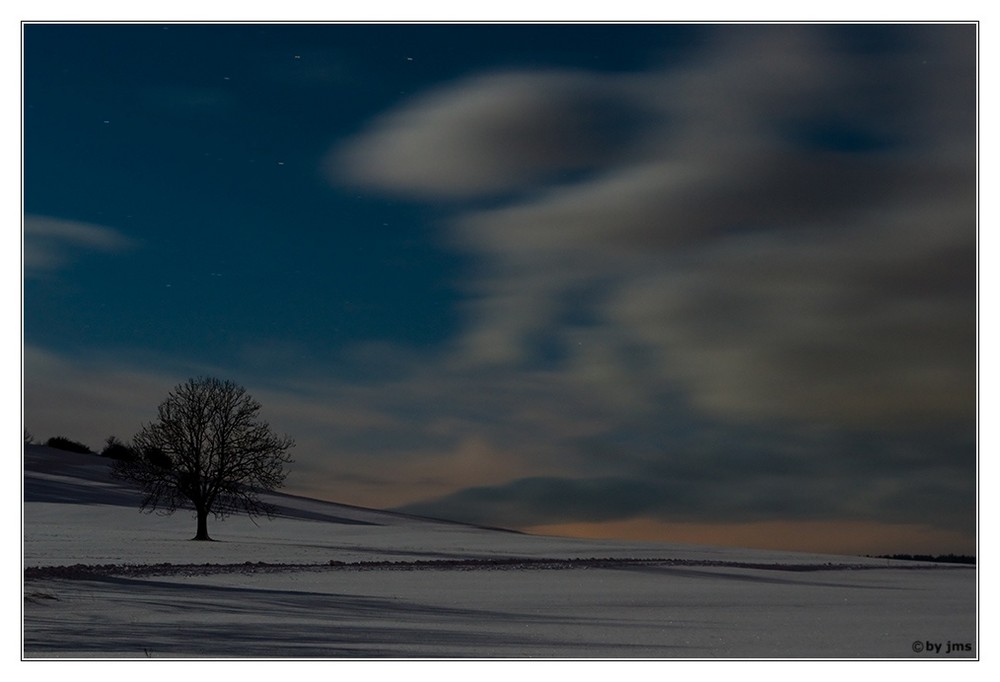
left=523, top=518, right=975, bottom=557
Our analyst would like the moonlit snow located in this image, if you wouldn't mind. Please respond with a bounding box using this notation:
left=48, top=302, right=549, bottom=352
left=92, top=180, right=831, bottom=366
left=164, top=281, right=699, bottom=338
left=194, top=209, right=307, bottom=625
left=22, top=445, right=975, bottom=659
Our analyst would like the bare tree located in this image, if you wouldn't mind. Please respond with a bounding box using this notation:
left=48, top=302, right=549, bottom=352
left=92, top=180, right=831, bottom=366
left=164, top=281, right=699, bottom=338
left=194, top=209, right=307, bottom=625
left=112, top=377, right=295, bottom=541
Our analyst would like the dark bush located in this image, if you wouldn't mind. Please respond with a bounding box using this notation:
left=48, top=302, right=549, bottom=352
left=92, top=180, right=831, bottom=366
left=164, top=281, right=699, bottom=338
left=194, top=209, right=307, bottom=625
left=100, top=436, right=137, bottom=461
left=45, top=436, right=93, bottom=454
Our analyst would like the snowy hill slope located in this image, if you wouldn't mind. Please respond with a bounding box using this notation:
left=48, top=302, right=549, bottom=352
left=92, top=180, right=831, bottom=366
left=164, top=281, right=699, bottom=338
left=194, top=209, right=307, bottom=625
left=22, top=445, right=976, bottom=658
left=24, top=444, right=870, bottom=567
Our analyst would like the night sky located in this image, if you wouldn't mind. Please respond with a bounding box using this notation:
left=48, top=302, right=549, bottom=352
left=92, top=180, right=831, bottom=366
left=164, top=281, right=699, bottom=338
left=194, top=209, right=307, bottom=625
left=22, top=23, right=977, bottom=555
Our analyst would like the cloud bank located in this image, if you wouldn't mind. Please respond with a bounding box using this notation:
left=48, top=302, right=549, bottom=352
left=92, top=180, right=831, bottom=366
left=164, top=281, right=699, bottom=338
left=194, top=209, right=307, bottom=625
left=329, top=25, right=975, bottom=535
left=333, top=25, right=974, bottom=429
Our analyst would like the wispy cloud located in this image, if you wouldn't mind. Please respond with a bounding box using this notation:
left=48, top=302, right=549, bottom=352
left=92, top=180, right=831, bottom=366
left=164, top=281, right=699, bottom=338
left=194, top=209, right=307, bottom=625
left=325, top=25, right=975, bottom=536
left=330, top=70, right=632, bottom=199
left=332, top=24, right=975, bottom=430
left=24, top=215, right=135, bottom=277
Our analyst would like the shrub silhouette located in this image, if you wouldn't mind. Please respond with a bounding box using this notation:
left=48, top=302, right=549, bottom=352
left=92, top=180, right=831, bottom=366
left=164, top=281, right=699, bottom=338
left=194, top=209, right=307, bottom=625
left=45, top=436, right=93, bottom=454
left=100, top=436, right=137, bottom=462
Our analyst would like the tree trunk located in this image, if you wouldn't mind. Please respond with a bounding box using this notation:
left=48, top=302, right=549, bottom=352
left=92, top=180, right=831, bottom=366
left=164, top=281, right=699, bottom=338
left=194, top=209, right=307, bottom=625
left=193, top=509, right=212, bottom=541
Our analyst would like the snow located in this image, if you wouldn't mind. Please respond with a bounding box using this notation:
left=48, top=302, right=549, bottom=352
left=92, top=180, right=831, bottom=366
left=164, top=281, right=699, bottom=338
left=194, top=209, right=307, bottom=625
left=22, top=445, right=976, bottom=659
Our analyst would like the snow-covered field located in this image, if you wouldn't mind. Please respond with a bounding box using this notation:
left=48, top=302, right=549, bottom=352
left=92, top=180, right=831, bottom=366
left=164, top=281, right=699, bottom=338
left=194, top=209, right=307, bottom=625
left=22, top=445, right=976, bottom=659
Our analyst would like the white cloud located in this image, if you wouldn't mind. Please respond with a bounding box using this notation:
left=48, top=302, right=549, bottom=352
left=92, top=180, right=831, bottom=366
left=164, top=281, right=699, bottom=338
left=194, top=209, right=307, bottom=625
left=330, top=70, right=631, bottom=199
left=332, top=25, right=976, bottom=430
left=24, top=215, right=135, bottom=276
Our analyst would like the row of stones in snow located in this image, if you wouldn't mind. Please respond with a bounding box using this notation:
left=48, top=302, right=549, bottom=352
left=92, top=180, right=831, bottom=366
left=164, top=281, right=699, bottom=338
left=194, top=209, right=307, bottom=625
left=23, top=556, right=968, bottom=581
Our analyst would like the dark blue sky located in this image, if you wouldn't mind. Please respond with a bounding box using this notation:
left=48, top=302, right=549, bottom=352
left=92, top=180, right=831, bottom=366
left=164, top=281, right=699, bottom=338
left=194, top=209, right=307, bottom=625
left=25, top=24, right=708, bottom=371
left=23, top=23, right=976, bottom=554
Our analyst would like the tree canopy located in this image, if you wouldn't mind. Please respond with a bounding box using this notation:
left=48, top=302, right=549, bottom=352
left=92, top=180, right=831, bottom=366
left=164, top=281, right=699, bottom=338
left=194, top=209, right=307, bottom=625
left=112, top=377, right=295, bottom=540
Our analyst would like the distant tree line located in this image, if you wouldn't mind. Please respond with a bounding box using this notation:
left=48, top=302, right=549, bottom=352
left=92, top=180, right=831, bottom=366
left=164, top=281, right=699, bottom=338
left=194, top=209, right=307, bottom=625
left=870, top=554, right=976, bottom=565
left=43, top=436, right=94, bottom=455
left=27, top=434, right=139, bottom=460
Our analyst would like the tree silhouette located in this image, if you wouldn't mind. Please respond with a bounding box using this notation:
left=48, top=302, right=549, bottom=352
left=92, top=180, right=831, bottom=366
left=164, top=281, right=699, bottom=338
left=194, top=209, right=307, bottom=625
left=112, top=377, right=295, bottom=540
